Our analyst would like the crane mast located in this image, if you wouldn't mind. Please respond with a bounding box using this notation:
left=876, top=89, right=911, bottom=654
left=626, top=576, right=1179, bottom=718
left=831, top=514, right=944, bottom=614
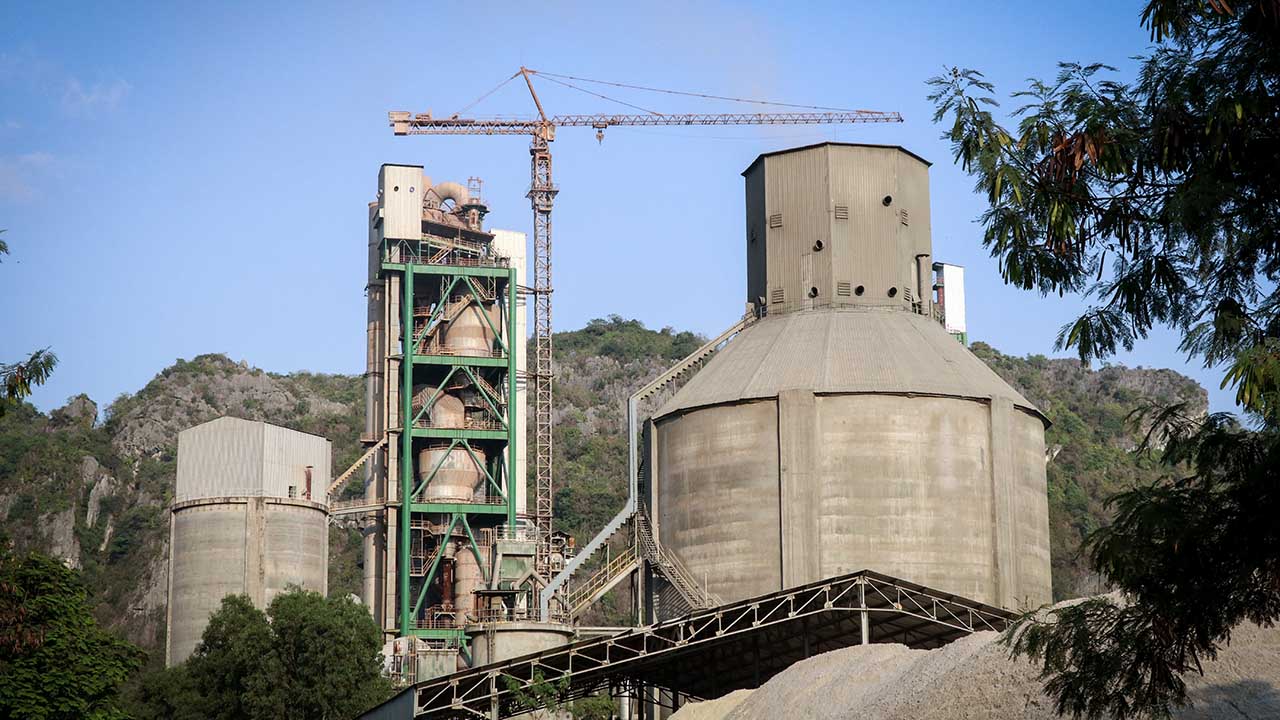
left=390, top=69, right=902, bottom=587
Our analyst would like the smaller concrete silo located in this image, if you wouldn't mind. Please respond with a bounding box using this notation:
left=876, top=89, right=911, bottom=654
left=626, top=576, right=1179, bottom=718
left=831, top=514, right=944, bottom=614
left=165, top=417, right=331, bottom=666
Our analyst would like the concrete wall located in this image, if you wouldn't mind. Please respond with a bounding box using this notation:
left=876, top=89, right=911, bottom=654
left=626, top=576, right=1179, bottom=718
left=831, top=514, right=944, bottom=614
left=655, top=393, right=1051, bottom=613
left=655, top=401, right=781, bottom=603
left=491, top=229, right=528, bottom=515
left=166, top=496, right=328, bottom=666
left=465, top=621, right=574, bottom=667
left=168, top=419, right=331, bottom=666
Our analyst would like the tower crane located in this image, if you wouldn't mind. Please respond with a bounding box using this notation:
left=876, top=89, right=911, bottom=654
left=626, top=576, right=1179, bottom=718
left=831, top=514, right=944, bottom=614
left=390, top=67, right=902, bottom=582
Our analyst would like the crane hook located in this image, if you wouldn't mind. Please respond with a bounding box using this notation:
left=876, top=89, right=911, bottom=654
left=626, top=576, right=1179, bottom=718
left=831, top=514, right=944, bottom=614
left=596, top=129, right=605, bottom=144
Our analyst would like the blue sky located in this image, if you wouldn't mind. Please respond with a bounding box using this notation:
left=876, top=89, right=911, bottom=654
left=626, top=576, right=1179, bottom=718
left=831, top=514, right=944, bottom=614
left=0, top=1, right=1237, bottom=414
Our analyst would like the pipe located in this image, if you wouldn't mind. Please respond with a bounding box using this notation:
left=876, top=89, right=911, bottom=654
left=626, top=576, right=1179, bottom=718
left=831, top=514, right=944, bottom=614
left=915, top=253, right=932, bottom=317
left=430, top=181, right=470, bottom=209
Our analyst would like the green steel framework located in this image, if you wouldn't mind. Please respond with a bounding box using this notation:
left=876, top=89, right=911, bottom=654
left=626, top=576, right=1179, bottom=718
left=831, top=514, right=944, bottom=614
left=384, top=249, right=519, bottom=643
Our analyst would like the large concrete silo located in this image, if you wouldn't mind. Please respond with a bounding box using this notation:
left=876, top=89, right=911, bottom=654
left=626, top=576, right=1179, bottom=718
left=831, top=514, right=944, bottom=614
left=166, top=417, right=330, bottom=666
left=649, top=143, right=1051, bottom=612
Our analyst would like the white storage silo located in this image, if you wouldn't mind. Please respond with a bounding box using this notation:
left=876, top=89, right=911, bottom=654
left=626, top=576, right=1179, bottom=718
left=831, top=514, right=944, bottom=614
left=165, top=417, right=330, bottom=666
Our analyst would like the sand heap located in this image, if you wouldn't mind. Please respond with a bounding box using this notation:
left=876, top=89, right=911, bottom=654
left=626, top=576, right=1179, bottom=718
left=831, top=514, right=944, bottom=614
left=671, top=622, right=1280, bottom=720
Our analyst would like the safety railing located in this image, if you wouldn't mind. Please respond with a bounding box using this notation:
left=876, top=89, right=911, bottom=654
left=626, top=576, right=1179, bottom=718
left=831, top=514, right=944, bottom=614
left=412, top=414, right=505, bottom=431
left=470, top=606, right=570, bottom=625
left=567, top=543, right=639, bottom=616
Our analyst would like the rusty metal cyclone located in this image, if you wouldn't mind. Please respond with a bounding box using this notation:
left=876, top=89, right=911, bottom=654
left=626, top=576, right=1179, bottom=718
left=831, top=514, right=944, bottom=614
left=389, top=110, right=903, bottom=135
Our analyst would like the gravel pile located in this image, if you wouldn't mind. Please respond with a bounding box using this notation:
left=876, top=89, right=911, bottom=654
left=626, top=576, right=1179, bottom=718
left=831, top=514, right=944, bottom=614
left=672, top=622, right=1280, bottom=720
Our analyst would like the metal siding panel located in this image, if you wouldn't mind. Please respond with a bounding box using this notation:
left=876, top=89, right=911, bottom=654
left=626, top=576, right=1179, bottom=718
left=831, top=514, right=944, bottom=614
left=261, top=424, right=331, bottom=500
left=764, top=148, right=829, bottom=313
left=176, top=417, right=264, bottom=502
left=744, top=166, right=768, bottom=308
left=828, top=146, right=901, bottom=307
left=177, top=419, right=330, bottom=502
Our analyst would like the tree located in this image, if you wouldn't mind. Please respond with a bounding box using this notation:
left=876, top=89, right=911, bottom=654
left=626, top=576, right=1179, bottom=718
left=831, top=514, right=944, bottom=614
left=1, top=235, right=59, bottom=415
left=185, top=595, right=272, bottom=720
left=927, top=1, right=1279, bottom=718
left=0, top=548, right=145, bottom=720
left=175, top=590, right=392, bottom=720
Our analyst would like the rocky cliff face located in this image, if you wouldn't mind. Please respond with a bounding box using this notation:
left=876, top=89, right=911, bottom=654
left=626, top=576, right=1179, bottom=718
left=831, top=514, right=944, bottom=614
left=0, top=354, right=364, bottom=655
left=0, top=325, right=1214, bottom=654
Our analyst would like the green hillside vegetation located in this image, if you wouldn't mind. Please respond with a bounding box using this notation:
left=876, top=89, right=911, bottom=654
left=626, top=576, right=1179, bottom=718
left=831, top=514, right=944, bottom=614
left=0, top=318, right=1208, bottom=659
left=970, top=343, right=1207, bottom=598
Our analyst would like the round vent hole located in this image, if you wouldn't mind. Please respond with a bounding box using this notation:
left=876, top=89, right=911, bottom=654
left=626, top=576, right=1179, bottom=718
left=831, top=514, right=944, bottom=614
left=882, top=195, right=893, bottom=206
left=393, top=185, right=400, bottom=192
left=808, top=287, right=819, bottom=298
left=813, top=240, right=825, bottom=252
left=888, top=287, right=898, bottom=298
left=854, top=285, right=865, bottom=296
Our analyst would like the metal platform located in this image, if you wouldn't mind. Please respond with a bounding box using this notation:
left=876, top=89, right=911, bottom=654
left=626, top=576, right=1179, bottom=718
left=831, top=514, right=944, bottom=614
left=366, top=569, right=1015, bottom=719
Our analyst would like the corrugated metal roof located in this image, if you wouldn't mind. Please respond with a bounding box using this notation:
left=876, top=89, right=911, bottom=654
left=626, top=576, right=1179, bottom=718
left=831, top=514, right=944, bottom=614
left=654, top=308, right=1044, bottom=423
left=742, top=142, right=932, bottom=177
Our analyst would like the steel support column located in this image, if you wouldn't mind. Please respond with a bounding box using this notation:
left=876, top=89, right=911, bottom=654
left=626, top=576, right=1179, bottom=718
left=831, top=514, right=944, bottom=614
left=399, top=264, right=415, bottom=637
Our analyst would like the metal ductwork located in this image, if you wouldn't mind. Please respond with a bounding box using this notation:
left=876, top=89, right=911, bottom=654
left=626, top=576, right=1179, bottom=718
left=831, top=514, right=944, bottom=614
left=429, top=181, right=470, bottom=209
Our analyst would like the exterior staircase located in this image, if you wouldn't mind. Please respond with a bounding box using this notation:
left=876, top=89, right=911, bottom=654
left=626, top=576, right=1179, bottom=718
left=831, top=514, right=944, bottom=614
left=326, top=436, right=387, bottom=502
left=635, top=512, right=721, bottom=611
left=413, top=296, right=475, bottom=350
left=565, top=543, right=639, bottom=617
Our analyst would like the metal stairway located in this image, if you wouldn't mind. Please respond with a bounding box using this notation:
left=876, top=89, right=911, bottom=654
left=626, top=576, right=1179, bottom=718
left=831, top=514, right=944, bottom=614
left=413, top=296, right=475, bottom=349
left=635, top=512, right=721, bottom=610
left=326, top=436, right=387, bottom=502
left=564, top=542, right=640, bottom=617
left=469, top=373, right=504, bottom=408
left=539, top=314, right=755, bottom=617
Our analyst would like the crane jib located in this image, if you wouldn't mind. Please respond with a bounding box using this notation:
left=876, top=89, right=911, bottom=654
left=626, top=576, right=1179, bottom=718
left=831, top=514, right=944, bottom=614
left=390, top=111, right=903, bottom=135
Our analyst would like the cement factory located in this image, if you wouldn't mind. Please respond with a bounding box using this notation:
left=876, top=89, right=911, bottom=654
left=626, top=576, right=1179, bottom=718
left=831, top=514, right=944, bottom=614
left=162, top=71, right=1053, bottom=718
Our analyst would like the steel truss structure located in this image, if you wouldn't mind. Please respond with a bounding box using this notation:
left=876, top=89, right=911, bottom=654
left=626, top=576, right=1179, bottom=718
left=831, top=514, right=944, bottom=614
left=383, top=241, right=521, bottom=643
left=385, top=570, right=1013, bottom=719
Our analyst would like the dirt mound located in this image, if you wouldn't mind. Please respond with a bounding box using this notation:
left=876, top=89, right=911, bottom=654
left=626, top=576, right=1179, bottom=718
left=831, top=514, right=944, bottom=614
left=672, top=623, right=1280, bottom=720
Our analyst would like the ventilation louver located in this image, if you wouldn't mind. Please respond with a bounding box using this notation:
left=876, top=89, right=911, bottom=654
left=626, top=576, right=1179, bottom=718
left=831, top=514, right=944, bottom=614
left=768, top=213, right=784, bottom=228
left=771, top=287, right=784, bottom=304
left=834, top=205, right=849, bottom=220
left=900, top=209, right=910, bottom=226
left=837, top=282, right=852, bottom=296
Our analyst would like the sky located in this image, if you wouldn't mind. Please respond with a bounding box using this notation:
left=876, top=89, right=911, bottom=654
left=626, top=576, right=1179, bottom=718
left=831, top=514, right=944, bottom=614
left=0, top=0, right=1238, bottom=415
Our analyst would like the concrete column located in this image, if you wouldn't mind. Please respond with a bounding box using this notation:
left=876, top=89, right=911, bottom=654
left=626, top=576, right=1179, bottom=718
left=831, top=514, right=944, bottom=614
left=989, top=397, right=1018, bottom=608
left=244, top=498, right=266, bottom=606
left=778, top=390, right=820, bottom=588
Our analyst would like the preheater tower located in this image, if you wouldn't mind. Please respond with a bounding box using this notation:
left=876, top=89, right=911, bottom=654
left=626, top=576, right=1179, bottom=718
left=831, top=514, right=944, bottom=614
left=359, top=165, right=557, bottom=658
left=647, top=143, right=1052, bottom=612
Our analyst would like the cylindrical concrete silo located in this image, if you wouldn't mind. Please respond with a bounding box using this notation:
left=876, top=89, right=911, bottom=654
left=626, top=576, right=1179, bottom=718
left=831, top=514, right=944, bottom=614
left=166, top=417, right=330, bottom=666
left=650, top=143, right=1051, bottom=614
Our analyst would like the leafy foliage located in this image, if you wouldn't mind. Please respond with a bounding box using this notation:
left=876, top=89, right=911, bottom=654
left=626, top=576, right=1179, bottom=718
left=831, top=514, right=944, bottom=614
left=1, top=349, right=58, bottom=416
left=555, top=315, right=703, bottom=362
left=128, top=590, right=392, bottom=720
left=931, top=1, right=1280, bottom=717
left=927, top=1, right=1280, bottom=421
left=971, top=343, right=1205, bottom=599
left=0, top=548, right=144, bottom=720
